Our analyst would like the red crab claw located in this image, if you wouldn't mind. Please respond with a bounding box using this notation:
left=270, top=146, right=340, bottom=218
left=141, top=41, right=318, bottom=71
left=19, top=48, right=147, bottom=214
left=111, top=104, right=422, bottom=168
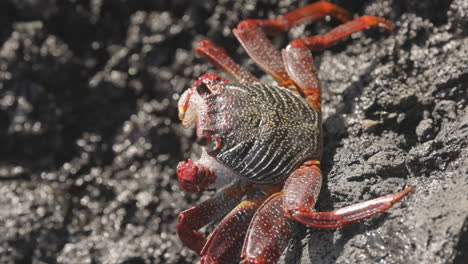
left=177, top=159, right=217, bottom=193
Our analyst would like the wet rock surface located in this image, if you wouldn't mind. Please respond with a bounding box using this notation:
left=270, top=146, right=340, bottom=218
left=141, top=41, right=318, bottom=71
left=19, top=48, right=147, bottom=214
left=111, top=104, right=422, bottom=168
left=0, top=0, right=466, bottom=263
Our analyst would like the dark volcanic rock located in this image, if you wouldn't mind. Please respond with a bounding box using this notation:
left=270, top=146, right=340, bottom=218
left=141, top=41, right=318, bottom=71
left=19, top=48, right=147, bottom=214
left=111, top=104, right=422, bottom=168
left=0, top=0, right=466, bottom=263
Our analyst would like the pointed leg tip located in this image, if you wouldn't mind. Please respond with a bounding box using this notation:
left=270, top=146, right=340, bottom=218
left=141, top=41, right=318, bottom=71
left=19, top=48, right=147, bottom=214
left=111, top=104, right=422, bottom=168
left=195, top=40, right=214, bottom=54
left=404, top=184, right=416, bottom=193
left=391, top=184, right=416, bottom=204
left=196, top=39, right=212, bottom=47
left=362, top=16, right=395, bottom=31
left=381, top=20, right=396, bottom=31
left=236, top=19, right=257, bottom=31
left=195, top=40, right=229, bottom=57
left=401, top=184, right=416, bottom=194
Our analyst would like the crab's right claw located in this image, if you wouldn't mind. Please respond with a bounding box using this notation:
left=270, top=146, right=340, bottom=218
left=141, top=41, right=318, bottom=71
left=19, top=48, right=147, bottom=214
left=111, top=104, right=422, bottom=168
left=177, top=159, right=217, bottom=193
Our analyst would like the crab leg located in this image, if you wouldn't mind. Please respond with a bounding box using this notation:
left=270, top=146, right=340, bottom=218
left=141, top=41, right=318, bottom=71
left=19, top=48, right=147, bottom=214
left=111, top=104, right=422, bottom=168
left=239, top=166, right=321, bottom=263
left=200, top=201, right=259, bottom=264
left=281, top=17, right=394, bottom=110
left=177, top=182, right=252, bottom=253
left=298, top=16, right=394, bottom=51
left=247, top=1, right=351, bottom=35
left=233, top=3, right=393, bottom=102
left=232, top=1, right=351, bottom=88
left=233, top=22, right=291, bottom=88
left=196, top=40, right=259, bottom=83
left=282, top=41, right=321, bottom=111
left=200, top=190, right=273, bottom=263
left=283, top=164, right=415, bottom=228
left=241, top=192, right=297, bottom=264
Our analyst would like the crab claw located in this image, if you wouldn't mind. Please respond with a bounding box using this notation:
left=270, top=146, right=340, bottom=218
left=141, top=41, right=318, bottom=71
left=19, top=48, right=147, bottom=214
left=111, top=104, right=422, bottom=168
left=177, top=159, right=217, bottom=193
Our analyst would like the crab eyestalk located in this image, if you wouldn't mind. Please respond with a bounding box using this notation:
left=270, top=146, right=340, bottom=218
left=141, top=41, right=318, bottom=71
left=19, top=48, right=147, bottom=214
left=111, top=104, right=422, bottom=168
left=177, top=159, right=217, bottom=192
left=178, top=89, right=199, bottom=128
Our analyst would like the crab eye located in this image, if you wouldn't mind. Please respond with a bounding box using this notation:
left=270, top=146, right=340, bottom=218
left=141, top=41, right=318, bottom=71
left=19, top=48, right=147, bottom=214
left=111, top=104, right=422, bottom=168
left=196, top=82, right=212, bottom=97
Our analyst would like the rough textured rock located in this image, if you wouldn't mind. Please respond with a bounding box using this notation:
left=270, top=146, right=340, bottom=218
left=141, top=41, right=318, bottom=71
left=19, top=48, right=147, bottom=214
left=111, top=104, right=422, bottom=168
left=0, top=0, right=466, bottom=263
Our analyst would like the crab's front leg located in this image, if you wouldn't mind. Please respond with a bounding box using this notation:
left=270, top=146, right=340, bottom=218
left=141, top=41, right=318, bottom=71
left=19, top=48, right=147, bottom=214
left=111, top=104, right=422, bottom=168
left=177, top=182, right=252, bottom=253
left=200, top=198, right=260, bottom=264
left=240, top=165, right=322, bottom=263
left=241, top=192, right=297, bottom=264
left=200, top=187, right=279, bottom=263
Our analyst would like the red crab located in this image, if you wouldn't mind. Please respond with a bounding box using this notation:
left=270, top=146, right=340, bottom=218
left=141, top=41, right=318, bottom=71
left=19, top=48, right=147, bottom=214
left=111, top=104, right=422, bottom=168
left=176, top=2, right=415, bottom=263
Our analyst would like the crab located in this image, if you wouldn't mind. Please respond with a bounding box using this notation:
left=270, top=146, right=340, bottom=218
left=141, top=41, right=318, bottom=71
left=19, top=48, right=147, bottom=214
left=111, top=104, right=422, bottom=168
left=175, top=2, right=415, bottom=263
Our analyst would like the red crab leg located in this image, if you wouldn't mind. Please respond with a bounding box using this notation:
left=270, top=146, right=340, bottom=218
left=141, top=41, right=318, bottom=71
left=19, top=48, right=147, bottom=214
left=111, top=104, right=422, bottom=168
left=239, top=166, right=321, bottom=264
left=177, top=182, right=252, bottom=254
left=233, top=21, right=291, bottom=88
left=250, top=1, right=351, bottom=35
left=232, top=1, right=350, bottom=88
left=200, top=189, right=273, bottom=264
left=298, top=16, right=394, bottom=51
left=241, top=192, right=297, bottom=264
left=281, top=15, right=394, bottom=111
left=282, top=40, right=321, bottom=111
left=196, top=40, right=259, bottom=83
left=283, top=164, right=415, bottom=228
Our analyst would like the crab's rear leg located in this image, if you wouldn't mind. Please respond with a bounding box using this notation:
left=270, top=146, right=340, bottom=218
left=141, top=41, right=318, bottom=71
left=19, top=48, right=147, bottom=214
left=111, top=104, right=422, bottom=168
left=177, top=182, right=252, bottom=253
left=233, top=1, right=351, bottom=89
left=281, top=14, right=393, bottom=110
left=283, top=164, right=415, bottom=229
left=234, top=2, right=393, bottom=104
left=299, top=16, right=394, bottom=51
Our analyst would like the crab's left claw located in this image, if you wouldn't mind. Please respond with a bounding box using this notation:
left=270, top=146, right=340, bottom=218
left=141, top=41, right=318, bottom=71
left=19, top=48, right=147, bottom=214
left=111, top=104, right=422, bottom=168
left=177, top=159, right=217, bottom=193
